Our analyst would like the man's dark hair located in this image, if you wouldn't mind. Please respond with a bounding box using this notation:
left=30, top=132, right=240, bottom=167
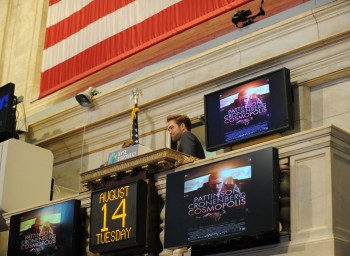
left=166, top=114, right=192, bottom=131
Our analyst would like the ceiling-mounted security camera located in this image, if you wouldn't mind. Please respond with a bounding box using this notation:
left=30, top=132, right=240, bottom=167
left=75, top=87, right=100, bottom=107
left=231, top=0, right=265, bottom=28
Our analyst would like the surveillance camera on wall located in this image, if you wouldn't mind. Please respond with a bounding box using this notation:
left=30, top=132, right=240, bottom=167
left=75, top=87, right=99, bottom=107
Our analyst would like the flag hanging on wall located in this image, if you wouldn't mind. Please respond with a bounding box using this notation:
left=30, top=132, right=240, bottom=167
left=130, top=88, right=141, bottom=144
left=131, top=106, right=139, bottom=144
left=40, top=0, right=251, bottom=98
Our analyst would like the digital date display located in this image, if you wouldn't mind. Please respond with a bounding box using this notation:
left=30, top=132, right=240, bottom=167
left=90, top=180, right=147, bottom=254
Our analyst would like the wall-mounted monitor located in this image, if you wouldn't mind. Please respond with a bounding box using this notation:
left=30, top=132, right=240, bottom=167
left=164, top=147, right=280, bottom=253
left=0, top=82, right=16, bottom=143
left=7, top=199, right=84, bottom=255
left=204, top=68, right=293, bottom=151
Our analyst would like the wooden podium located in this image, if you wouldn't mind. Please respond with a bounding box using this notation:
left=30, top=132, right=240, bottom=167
left=80, top=147, right=199, bottom=191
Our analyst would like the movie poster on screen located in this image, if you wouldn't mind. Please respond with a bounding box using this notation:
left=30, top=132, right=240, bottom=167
left=11, top=201, right=78, bottom=256
left=165, top=147, right=280, bottom=249
left=219, top=77, right=271, bottom=143
left=182, top=155, right=252, bottom=244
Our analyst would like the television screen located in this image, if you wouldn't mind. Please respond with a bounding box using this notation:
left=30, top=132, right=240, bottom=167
left=7, top=199, right=83, bottom=256
left=0, top=82, right=16, bottom=143
left=164, top=147, right=280, bottom=252
left=204, top=68, right=293, bottom=151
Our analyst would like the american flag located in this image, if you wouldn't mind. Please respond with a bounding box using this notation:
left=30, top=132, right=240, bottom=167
left=131, top=105, right=139, bottom=143
left=40, top=0, right=251, bottom=98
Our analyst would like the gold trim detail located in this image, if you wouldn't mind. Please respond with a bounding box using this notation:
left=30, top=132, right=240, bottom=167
left=80, top=148, right=198, bottom=190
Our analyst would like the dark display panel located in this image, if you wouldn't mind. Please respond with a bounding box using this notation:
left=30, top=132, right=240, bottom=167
left=204, top=68, right=293, bottom=151
left=0, top=82, right=16, bottom=142
left=7, top=199, right=83, bottom=256
left=164, top=147, right=280, bottom=251
left=89, top=180, right=148, bottom=255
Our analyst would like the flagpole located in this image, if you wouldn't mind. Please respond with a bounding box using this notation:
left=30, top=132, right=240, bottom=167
left=130, top=88, right=142, bottom=144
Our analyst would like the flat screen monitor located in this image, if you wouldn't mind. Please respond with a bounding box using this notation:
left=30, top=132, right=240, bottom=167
left=164, top=147, right=280, bottom=253
left=0, top=82, right=15, bottom=143
left=204, top=68, right=293, bottom=151
left=7, top=199, right=84, bottom=256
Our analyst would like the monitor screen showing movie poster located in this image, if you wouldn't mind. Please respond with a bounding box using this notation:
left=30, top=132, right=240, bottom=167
left=164, top=147, right=280, bottom=249
left=205, top=68, right=293, bottom=151
left=0, top=82, right=15, bottom=142
left=7, top=199, right=83, bottom=256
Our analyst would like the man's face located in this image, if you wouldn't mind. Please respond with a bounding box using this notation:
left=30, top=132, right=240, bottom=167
left=167, top=120, right=184, bottom=142
left=239, top=94, right=249, bottom=105
left=208, top=176, right=223, bottom=194
left=34, top=218, right=41, bottom=226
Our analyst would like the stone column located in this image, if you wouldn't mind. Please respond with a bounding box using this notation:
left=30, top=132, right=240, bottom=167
left=156, top=174, right=174, bottom=256
left=279, top=163, right=291, bottom=235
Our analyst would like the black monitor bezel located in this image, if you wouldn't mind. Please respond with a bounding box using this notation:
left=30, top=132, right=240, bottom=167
left=7, top=199, right=83, bottom=255
left=164, top=147, right=280, bottom=250
left=204, top=68, right=293, bottom=151
left=0, top=82, right=16, bottom=142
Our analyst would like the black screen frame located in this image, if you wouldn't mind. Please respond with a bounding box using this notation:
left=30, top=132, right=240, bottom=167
left=0, top=82, right=16, bottom=143
left=204, top=68, right=293, bottom=151
left=7, top=199, right=83, bottom=256
left=164, top=147, right=280, bottom=250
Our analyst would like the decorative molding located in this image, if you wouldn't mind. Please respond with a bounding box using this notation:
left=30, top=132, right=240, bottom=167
left=80, top=148, right=199, bottom=190
left=170, top=125, right=350, bottom=173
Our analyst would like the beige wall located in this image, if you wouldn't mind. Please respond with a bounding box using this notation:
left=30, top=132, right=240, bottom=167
left=0, top=0, right=47, bottom=110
